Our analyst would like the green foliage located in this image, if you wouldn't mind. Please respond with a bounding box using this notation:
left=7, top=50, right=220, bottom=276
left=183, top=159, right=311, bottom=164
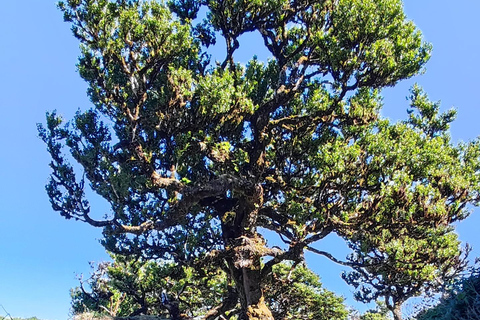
left=407, top=85, right=457, bottom=138
left=361, top=311, right=391, bottom=320
left=341, top=88, right=476, bottom=317
left=361, top=302, right=391, bottom=320
left=40, top=0, right=480, bottom=319
left=71, top=256, right=348, bottom=319
left=71, top=255, right=227, bottom=318
left=265, top=263, right=348, bottom=320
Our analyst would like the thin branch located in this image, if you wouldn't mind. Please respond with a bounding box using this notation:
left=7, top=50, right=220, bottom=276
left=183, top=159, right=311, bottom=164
left=305, top=245, right=355, bottom=268
left=0, top=304, right=13, bottom=320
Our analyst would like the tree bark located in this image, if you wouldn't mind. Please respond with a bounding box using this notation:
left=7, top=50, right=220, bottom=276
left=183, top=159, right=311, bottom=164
left=392, top=304, right=403, bottom=320
left=228, top=251, right=274, bottom=320
left=221, top=183, right=274, bottom=320
left=242, top=266, right=273, bottom=320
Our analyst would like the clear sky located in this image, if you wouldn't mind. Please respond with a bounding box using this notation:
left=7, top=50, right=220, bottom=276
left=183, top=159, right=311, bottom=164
left=0, top=1, right=479, bottom=319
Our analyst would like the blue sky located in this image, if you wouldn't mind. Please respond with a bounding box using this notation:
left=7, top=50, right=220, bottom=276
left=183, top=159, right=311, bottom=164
left=0, top=1, right=479, bottom=319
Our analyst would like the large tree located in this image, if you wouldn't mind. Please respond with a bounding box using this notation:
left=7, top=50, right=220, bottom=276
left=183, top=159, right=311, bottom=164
left=40, top=0, right=480, bottom=319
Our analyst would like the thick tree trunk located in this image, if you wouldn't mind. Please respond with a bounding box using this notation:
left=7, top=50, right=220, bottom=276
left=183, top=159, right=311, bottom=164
left=221, top=184, right=274, bottom=320
left=241, top=266, right=274, bottom=320
left=229, top=258, right=274, bottom=320
left=223, top=234, right=274, bottom=320
left=392, top=304, right=403, bottom=320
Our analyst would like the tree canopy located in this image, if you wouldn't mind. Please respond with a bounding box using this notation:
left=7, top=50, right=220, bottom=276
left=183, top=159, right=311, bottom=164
left=39, top=0, right=480, bottom=319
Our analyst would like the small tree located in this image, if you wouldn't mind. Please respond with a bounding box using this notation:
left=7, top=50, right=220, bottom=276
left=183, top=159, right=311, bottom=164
left=71, top=256, right=224, bottom=318
left=341, top=86, right=474, bottom=320
left=40, top=0, right=480, bottom=319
